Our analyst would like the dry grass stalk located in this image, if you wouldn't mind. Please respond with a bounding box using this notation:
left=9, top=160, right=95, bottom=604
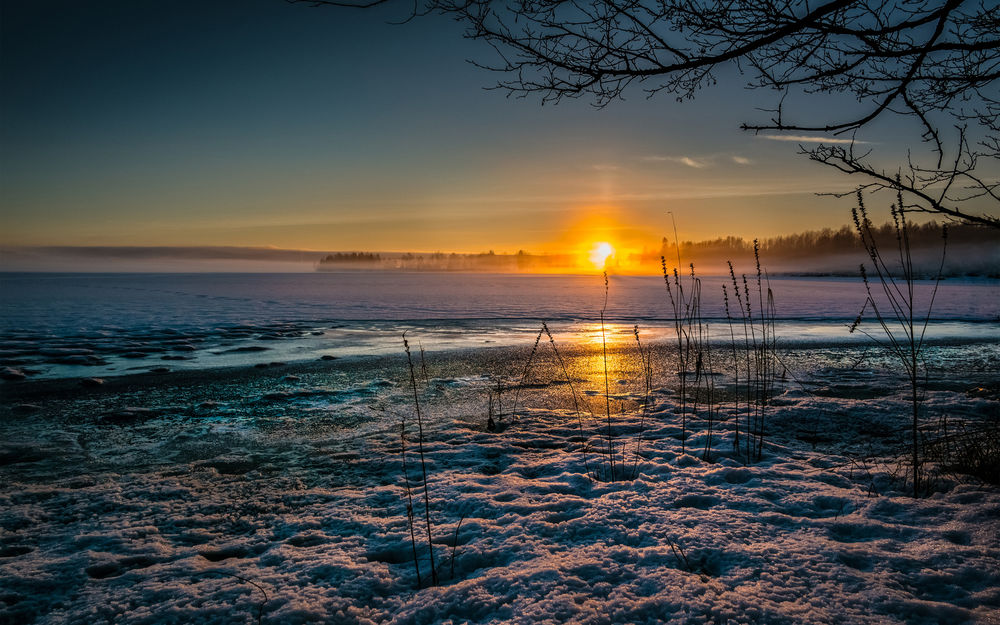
left=849, top=189, right=947, bottom=496
left=403, top=332, right=438, bottom=585
left=510, top=326, right=544, bottom=421
left=542, top=321, right=597, bottom=482
left=600, top=271, right=616, bottom=481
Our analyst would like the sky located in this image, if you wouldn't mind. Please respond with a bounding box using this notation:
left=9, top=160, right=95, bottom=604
left=0, top=0, right=939, bottom=268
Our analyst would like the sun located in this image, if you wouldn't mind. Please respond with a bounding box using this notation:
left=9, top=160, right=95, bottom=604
left=588, top=241, right=615, bottom=270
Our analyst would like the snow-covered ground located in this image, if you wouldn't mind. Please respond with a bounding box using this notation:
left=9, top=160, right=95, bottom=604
left=1, top=341, right=998, bottom=624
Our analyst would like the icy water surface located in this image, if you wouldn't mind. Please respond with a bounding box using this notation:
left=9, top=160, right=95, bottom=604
left=2, top=272, right=997, bottom=379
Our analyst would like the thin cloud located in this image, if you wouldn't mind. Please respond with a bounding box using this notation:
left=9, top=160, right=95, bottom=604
left=757, top=134, right=870, bottom=145
left=644, top=154, right=752, bottom=168
left=642, top=155, right=709, bottom=167
left=676, top=156, right=709, bottom=168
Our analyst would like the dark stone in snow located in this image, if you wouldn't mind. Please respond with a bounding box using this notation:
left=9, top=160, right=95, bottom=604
left=1, top=367, right=26, bottom=381
left=674, top=494, right=721, bottom=509
left=49, top=354, right=107, bottom=366
left=226, top=345, right=270, bottom=353
left=0, top=546, right=32, bottom=558
left=100, top=407, right=156, bottom=425
left=320, top=355, right=337, bottom=361
left=39, top=347, right=94, bottom=356
left=0, top=445, right=47, bottom=466
left=85, top=562, right=123, bottom=579
left=199, top=546, right=250, bottom=562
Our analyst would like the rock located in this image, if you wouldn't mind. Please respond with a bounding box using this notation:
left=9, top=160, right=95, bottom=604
left=80, top=377, right=105, bottom=387
left=1, top=367, right=26, bottom=381
left=198, top=546, right=250, bottom=562
left=0, top=546, right=33, bottom=558
left=39, top=347, right=94, bottom=356
left=225, top=345, right=270, bottom=353
left=320, top=355, right=337, bottom=361
left=100, top=407, right=156, bottom=425
left=85, top=562, right=123, bottom=579
left=283, top=375, right=301, bottom=382
left=48, top=354, right=107, bottom=366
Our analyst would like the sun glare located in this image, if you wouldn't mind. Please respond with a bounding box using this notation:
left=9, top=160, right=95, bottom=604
left=589, top=241, right=615, bottom=270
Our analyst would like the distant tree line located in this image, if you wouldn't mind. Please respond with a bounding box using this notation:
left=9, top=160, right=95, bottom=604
left=315, top=221, right=996, bottom=275
left=320, top=252, right=382, bottom=263
left=656, top=221, right=996, bottom=262
left=318, top=249, right=582, bottom=272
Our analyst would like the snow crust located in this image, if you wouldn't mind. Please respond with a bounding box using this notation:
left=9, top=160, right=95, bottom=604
left=2, top=359, right=998, bottom=625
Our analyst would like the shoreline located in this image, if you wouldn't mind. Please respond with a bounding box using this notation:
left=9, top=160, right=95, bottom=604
left=2, top=320, right=998, bottom=624
left=0, top=333, right=1000, bottom=411
left=4, top=332, right=1000, bottom=401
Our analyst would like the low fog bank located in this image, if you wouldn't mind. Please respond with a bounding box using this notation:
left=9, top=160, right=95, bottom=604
left=313, top=242, right=998, bottom=277
left=0, top=246, right=326, bottom=273
left=2, top=221, right=997, bottom=276
left=643, top=222, right=999, bottom=277
left=635, top=242, right=1000, bottom=277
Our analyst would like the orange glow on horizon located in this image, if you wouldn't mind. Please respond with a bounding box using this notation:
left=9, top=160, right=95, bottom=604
left=589, top=242, right=615, bottom=270
left=532, top=205, right=661, bottom=274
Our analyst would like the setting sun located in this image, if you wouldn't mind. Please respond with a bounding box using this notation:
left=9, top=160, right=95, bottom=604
left=588, top=241, right=615, bottom=269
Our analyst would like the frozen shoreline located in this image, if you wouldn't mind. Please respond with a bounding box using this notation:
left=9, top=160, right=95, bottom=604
left=3, top=318, right=998, bottom=382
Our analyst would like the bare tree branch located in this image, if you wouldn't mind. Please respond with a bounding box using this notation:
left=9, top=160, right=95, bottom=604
left=302, top=0, right=1000, bottom=227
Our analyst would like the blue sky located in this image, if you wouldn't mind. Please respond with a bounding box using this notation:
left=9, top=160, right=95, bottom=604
left=1, top=0, right=921, bottom=257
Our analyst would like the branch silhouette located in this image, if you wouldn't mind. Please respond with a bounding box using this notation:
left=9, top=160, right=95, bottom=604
left=295, top=0, right=1000, bottom=227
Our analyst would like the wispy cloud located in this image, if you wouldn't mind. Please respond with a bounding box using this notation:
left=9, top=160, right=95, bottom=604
left=643, top=154, right=752, bottom=168
left=591, top=164, right=621, bottom=171
left=643, top=155, right=711, bottom=168
left=676, top=156, right=709, bottom=169
left=756, top=134, right=869, bottom=145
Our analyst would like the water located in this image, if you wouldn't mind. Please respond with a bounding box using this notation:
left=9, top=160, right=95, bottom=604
left=2, top=272, right=998, bottom=379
